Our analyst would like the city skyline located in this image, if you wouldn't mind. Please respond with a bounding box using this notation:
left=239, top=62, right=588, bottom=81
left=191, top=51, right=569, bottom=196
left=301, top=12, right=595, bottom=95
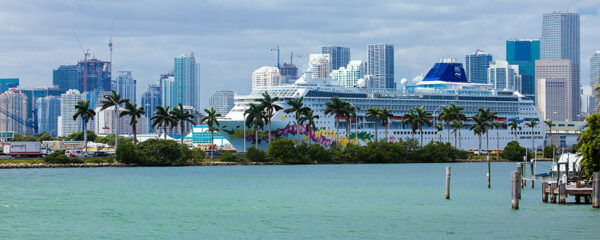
left=0, top=1, right=599, bottom=109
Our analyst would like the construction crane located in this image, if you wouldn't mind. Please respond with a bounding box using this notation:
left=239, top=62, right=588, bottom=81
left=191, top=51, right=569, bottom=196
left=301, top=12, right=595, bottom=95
left=290, top=52, right=301, bottom=65
left=270, top=46, right=280, bottom=68
left=108, top=21, right=114, bottom=86
left=0, top=108, right=38, bottom=135
left=72, top=29, right=90, bottom=92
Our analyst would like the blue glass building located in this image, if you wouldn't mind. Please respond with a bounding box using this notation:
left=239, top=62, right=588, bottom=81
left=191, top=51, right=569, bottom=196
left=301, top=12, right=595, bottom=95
left=506, top=39, right=540, bottom=100
left=141, top=83, right=161, bottom=133
left=36, top=96, right=61, bottom=136
left=321, top=46, right=350, bottom=71
left=53, top=65, right=80, bottom=93
left=0, top=78, right=19, bottom=93
left=367, top=44, right=394, bottom=88
left=465, top=50, right=493, bottom=84
left=174, top=53, right=200, bottom=108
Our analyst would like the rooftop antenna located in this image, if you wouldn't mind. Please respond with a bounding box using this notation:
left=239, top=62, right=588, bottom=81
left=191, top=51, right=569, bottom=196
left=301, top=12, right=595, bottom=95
left=270, top=46, right=280, bottom=68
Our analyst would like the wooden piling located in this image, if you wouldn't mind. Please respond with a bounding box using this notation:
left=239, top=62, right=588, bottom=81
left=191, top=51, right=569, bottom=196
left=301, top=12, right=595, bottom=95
left=542, top=182, right=548, bottom=202
left=530, top=161, right=535, bottom=188
left=593, top=172, right=600, bottom=208
left=445, top=166, right=451, bottom=200
left=511, top=171, right=519, bottom=209
left=516, top=166, right=522, bottom=199
left=550, top=183, right=557, bottom=203
left=487, top=155, right=491, bottom=188
left=559, top=183, right=566, bottom=204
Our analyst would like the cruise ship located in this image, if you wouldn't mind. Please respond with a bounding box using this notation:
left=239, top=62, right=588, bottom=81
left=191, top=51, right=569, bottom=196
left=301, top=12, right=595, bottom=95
left=218, top=59, right=545, bottom=152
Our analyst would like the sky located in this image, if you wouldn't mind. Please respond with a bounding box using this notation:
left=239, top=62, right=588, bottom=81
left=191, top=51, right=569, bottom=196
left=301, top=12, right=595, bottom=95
left=1, top=0, right=599, bottom=108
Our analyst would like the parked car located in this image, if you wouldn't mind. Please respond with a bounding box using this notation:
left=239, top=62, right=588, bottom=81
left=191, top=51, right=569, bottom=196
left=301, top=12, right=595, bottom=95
left=65, top=150, right=86, bottom=158
left=93, top=151, right=109, bottom=157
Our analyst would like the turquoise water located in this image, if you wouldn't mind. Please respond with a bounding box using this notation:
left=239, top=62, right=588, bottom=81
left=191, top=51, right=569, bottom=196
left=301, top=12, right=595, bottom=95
left=1, top=163, right=598, bottom=239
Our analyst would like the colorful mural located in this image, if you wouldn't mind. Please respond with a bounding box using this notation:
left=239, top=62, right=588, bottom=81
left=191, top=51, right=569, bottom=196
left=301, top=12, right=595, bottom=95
left=221, top=123, right=376, bottom=148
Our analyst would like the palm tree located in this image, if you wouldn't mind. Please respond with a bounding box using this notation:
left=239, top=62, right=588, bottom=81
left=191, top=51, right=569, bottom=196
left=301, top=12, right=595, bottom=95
left=478, top=108, right=498, bottom=153
left=244, top=103, right=265, bottom=148
left=544, top=120, right=553, bottom=147
left=325, top=97, right=348, bottom=142
left=299, top=109, right=319, bottom=144
left=100, top=90, right=130, bottom=150
left=344, top=102, right=357, bottom=140
left=379, top=107, right=393, bottom=142
left=434, top=125, right=443, bottom=142
left=439, top=102, right=466, bottom=146
left=284, top=97, right=309, bottom=144
left=594, top=84, right=600, bottom=112
left=402, top=108, right=418, bottom=141
left=366, top=107, right=381, bottom=142
left=469, top=114, right=488, bottom=156
left=525, top=119, right=539, bottom=160
left=258, top=92, right=282, bottom=144
left=151, top=106, right=175, bottom=140
left=119, top=102, right=145, bottom=145
left=73, top=100, right=96, bottom=156
left=201, top=107, right=222, bottom=159
left=451, top=120, right=465, bottom=149
left=414, top=106, right=432, bottom=147
left=508, top=119, right=519, bottom=141
left=170, top=103, right=195, bottom=145
left=491, top=122, right=502, bottom=157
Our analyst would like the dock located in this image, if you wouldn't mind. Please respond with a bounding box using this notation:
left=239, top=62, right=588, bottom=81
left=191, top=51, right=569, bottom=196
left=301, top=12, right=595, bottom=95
left=542, top=182, right=593, bottom=204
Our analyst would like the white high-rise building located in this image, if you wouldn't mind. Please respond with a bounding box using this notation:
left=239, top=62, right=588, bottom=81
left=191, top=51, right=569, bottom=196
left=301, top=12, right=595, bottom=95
left=94, top=106, right=145, bottom=135
left=535, top=60, right=571, bottom=121
left=331, top=60, right=363, bottom=88
left=309, top=54, right=331, bottom=79
left=160, top=72, right=176, bottom=108
left=174, top=52, right=200, bottom=108
left=590, top=51, right=600, bottom=110
left=59, top=89, right=83, bottom=137
left=488, top=60, right=521, bottom=91
left=114, top=71, right=136, bottom=104
left=209, top=90, right=234, bottom=115
left=581, top=85, right=595, bottom=117
left=541, top=11, right=580, bottom=120
left=0, top=88, right=28, bottom=135
left=252, top=66, right=281, bottom=91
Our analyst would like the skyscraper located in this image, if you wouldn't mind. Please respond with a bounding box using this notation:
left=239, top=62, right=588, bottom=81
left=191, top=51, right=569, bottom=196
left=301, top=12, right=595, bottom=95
left=321, top=46, right=350, bottom=71
left=590, top=50, right=600, bottom=109
left=53, top=65, right=80, bottom=93
left=488, top=60, right=521, bottom=91
left=535, top=59, right=572, bottom=121
left=18, top=86, right=62, bottom=134
left=331, top=60, right=363, bottom=88
left=78, top=58, right=111, bottom=92
left=209, top=90, right=234, bottom=115
left=279, top=63, right=298, bottom=84
left=368, top=44, right=394, bottom=88
left=114, top=71, right=137, bottom=103
left=506, top=39, right=540, bottom=99
left=0, top=78, right=19, bottom=93
left=465, top=50, right=493, bottom=84
left=59, top=89, right=83, bottom=137
left=309, top=54, right=331, bottom=79
left=36, top=96, right=61, bottom=136
left=252, top=66, right=281, bottom=91
left=141, top=83, right=161, bottom=133
left=541, top=11, right=580, bottom=120
left=0, top=88, right=28, bottom=135
left=174, top=53, right=200, bottom=108
left=160, top=72, right=176, bottom=108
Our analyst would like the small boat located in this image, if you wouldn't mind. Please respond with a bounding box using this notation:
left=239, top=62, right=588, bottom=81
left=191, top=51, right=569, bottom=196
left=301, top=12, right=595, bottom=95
left=534, top=153, right=582, bottom=181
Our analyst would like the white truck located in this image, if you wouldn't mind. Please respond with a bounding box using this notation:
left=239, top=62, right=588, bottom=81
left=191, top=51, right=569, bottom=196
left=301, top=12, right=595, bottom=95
left=3, top=142, right=48, bottom=158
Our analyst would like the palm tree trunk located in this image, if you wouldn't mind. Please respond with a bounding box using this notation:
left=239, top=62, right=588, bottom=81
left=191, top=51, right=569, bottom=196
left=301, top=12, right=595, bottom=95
left=459, top=129, right=462, bottom=149
left=496, top=128, right=499, bottom=157
left=255, top=127, right=258, bottom=148
left=374, top=120, right=378, bottom=142
left=420, top=127, right=424, bottom=147
left=454, top=129, right=457, bottom=147
left=211, top=131, right=214, bottom=159
left=83, top=121, right=88, bottom=156
left=163, top=125, right=167, bottom=140
left=180, top=121, right=184, bottom=145
left=446, top=123, right=450, bottom=144
left=335, top=118, right=339, bottom=142
left=485, top=130, right=489, bottom=153
left=296, top=116, right=299, bottom=144
left=133, top=125, right=137, bottom=145
left=478, top=134, right=482, bottom=156
left=115, top=108, right=119, bottom=151
left=268, top=119, right=272, bottom=144
left=385, top=123, right=388, bottom=142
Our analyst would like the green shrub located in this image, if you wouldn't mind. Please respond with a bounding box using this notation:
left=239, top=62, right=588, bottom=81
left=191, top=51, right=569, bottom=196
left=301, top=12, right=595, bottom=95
left=180, top=144, right=192, bottom=162
left=136, top=139, right=184, bottom=166
left=116, top=141, right=137, bottom=164
left=247, top=146, right=267, bottom=162
left=44, top=150, right=84, bottom=164
left=544, top=145, right=557, bottom=159
left=190, top=148, right=205, bottom=162
left=268, top=139, right=301, bottom=163
left=221, top=152, right=247, bottom=162
left=85, top=157, right=111, bottom=163
left=502, top=141, right=527, bottom=161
